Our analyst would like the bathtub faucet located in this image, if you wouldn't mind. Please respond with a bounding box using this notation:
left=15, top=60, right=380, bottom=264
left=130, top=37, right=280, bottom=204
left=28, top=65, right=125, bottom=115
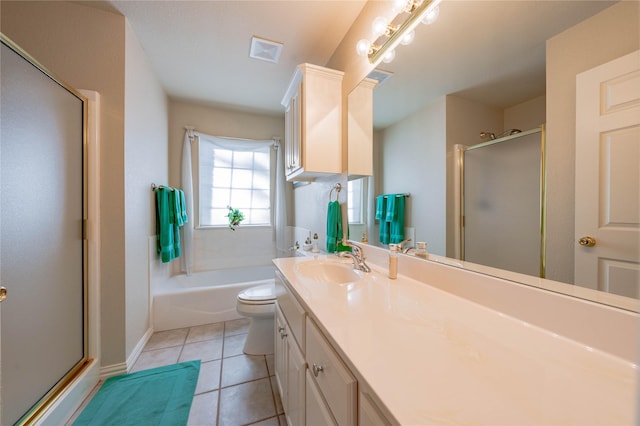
left=288, top=241, right=300, bottom=251
left=339, top=240, right=371, bottom=272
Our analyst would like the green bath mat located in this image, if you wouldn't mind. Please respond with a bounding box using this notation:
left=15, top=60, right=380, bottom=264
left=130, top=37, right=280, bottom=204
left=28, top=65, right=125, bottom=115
left=74, top=360, right=201, bottom=426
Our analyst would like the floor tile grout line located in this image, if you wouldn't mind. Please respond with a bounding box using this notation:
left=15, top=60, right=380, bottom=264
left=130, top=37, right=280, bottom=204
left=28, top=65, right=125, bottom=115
left=216, top=321, right=227, bottom=426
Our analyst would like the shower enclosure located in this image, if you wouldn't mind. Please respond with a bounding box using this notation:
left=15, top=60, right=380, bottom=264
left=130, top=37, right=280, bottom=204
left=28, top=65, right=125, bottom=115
left=456, top=126, right=546, bottom=277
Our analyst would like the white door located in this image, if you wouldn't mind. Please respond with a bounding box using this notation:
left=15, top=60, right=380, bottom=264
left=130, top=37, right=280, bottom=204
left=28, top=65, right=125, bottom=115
left=575, top=50, right=640, bottom=297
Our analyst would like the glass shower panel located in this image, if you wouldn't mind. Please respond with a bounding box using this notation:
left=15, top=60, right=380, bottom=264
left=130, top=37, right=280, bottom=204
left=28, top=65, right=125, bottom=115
left=463, top=131, right=542, bottom=276
left=1, top=41, right=85, bottom=424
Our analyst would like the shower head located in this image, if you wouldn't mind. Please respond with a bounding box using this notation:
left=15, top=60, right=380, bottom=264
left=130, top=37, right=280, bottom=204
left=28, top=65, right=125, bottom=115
left=479, top=131, right=496, bottom=140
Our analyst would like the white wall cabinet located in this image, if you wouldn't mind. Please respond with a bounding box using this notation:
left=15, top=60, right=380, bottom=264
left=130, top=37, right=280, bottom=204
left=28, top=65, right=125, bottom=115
left=347, top=78, right=377, bottom=178
left=281, top=63, right=344, bottom=181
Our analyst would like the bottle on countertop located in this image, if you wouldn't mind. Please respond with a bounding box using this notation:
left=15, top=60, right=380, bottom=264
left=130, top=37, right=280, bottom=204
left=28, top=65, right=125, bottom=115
left=415, top=241, right=428, bottom=258
left=312, top=233, right=320, bottom=253
left=388, top=243, right=398, bottom=279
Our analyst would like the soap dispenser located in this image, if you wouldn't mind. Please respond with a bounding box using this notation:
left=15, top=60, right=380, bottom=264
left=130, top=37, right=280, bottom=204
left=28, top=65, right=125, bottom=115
left=312, top=233, right=320, bottom=253
left=388, top=243, right=398, bottom=279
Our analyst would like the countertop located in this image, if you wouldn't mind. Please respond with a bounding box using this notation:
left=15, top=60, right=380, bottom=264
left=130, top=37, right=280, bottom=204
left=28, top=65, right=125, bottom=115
left=273, top=254, right=637, bottom=425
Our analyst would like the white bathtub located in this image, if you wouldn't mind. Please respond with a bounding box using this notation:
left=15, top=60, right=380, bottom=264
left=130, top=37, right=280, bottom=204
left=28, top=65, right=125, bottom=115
left=153, top=265, right=276, bottom=331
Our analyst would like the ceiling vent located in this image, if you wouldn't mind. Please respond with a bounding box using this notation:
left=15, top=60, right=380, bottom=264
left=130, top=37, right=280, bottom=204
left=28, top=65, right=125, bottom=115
left=367, top=68, right=394, bottom=86
left=249, top=36, right=283, bottom=64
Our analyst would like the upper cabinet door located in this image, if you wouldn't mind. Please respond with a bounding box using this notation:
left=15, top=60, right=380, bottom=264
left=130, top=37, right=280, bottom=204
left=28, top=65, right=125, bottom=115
left=281, top=63, right=344, bottom=181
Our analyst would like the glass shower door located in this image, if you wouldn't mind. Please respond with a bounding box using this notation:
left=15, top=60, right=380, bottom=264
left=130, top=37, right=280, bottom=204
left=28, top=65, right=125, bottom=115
left=1, top=38, right=87, bottom=425
left=462, top=128, right=545, bottom=277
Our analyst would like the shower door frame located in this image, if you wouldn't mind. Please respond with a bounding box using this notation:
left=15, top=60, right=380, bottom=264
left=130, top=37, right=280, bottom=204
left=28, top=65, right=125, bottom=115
left=456, top=125, right=547, bottom=278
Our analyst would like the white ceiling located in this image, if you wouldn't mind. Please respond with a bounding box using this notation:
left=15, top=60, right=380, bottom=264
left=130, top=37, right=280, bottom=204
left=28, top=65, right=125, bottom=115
left=90, top=0, right=616, bottom=128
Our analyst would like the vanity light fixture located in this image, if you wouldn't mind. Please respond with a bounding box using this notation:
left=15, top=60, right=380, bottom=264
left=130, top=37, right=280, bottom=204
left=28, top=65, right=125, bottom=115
left=356, top=0, right=442, bottom=64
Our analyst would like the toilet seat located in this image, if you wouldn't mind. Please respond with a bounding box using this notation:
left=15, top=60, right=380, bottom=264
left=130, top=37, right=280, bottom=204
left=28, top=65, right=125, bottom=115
left=237, top=283, right=280, bottom=305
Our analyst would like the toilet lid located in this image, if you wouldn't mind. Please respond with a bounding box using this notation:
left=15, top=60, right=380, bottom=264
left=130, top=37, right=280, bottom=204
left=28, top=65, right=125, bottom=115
left=238, top=283, right=279, bottom=303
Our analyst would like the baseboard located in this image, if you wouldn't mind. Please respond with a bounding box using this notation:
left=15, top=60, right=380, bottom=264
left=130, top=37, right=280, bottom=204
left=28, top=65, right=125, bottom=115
left=98, top=327, right=153, bottom=379
left=99, top=362, right=127, bottom=379
left=126, top=327, right=154, bottom=371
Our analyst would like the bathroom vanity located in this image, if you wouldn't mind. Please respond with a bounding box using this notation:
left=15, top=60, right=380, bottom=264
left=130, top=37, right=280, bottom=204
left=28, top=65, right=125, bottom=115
left=272, top=245, right=638, bottom=425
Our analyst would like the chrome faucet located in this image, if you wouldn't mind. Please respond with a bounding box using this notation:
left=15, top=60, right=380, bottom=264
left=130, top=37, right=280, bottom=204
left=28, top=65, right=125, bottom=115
left=339, top=240, right=371, bottom=272
left=398, top=239, right=413, bottom=253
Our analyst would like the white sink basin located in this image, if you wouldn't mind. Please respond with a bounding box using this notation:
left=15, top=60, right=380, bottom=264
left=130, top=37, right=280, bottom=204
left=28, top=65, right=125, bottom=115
left=295, top=260, right=362, bottom=284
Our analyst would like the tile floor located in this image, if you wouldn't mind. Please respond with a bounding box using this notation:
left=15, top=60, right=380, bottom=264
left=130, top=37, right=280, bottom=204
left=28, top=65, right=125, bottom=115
left=70, top=318, right=285, bottom=426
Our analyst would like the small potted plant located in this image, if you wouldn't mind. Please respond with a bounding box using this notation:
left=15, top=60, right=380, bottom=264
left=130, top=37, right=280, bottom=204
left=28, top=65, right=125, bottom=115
left=227, top=206, right=245, bottom=231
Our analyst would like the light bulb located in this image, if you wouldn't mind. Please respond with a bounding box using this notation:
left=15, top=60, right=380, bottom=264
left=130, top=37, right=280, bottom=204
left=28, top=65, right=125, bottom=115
left=372, top=17, right=389, bottom=38
left=392, top=0, right=411, bottom=13
left=422, top=5, right=440, bottom=25
left=356, top=39, right=371, bottom=57
left=382, top=49, right=396, bottom=63
left=400, top=30, right=415, bottom=45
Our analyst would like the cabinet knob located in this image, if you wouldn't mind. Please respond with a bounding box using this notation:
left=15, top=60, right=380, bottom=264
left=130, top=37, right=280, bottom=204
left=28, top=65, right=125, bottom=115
left=278, top=326, right=286, bottom=333
left=280, top=332, right=288, bottom=339
left=312, top=363, right=324, bottom=377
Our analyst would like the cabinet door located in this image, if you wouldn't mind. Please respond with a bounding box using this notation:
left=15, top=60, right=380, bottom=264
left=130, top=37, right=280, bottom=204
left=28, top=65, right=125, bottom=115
left=285, top=87, right=302, bottom=179
left=306, top=370, right=337, bottom=426
left=359, top=392, right=391, bottom=426
left=306, top=318, right=357, bottom=425
left=287, top=335, right=306, bottom=426
left=274, top=305, right=288, bottom=411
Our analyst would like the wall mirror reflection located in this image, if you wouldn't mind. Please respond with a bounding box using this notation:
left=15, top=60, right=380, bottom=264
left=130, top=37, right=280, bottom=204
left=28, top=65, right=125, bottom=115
left=347, top=0, right=640, bottom=312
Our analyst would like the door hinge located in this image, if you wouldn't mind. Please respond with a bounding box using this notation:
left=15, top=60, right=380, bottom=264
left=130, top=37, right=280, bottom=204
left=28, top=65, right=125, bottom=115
left=82, top=219, right=87, bottom=240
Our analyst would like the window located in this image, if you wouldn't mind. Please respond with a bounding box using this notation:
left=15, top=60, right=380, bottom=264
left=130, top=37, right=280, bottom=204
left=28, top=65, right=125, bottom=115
left=347, top=178, right=364, bottom=224
left=198, top=140, right=271, bottom=227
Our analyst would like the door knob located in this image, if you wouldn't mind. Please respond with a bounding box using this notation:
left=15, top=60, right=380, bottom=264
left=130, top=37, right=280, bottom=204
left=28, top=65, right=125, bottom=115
left=0, top=286, right=6, bottom=302
left=578, top=236, right=596, bottom=247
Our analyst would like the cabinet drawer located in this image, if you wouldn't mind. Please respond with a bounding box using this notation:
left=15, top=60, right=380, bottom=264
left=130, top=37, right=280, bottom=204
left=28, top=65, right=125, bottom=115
left=276, top=271, right=306, bottom=350
left=305, top=317, right=357, bottom=426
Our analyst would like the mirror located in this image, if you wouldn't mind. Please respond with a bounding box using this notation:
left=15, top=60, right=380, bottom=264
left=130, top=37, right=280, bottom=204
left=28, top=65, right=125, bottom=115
left=347, top=0, right=640, bottom=311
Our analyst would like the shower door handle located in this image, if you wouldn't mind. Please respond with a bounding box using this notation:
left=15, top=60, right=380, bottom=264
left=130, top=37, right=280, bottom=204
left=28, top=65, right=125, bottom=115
left=0, top=286, right=6, bottom=302
left=578, top=236, right=596, bottom=247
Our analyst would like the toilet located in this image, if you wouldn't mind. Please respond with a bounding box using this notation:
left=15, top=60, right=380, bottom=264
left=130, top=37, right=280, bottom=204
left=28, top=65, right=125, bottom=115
left=236, top=281, right=281, bottom=355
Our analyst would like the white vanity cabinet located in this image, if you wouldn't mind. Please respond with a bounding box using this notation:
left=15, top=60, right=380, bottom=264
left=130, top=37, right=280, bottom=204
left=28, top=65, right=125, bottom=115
left=281, top=63, right=344, bottom=181
left=275, top=305, right=306, bottom=426
left=305, top=317, right=357, bottom=425
left=274, top=270, right=394, bottom=426
left=274, top=272, right=307, bottom=426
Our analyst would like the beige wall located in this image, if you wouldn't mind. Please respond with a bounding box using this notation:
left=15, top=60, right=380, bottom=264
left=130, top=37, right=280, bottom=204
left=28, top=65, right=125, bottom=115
left=546, top=1, right=639, bottom=283
left=1, top=1, right=176, bottom=368
left=504, top=95, right=546, bottom=131
left=124, top=22, right=168, bottom=357
left=1, top=1, right=128, bottom=366
left=378, top=96, right=448, bottom=254
left=445, top=95, right=504, bottom=257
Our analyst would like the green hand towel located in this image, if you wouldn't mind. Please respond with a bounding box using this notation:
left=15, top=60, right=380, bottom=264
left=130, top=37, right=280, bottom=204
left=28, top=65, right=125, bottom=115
left=326, top=200, right=342, bottom=253
left=170, top=190, right=182, bottom=258
left=178, top=189, right=188, bottom=225
left=385, top=195, right=397, bottom=222
left=156, top=188, right=176, bottom=263
left=389, top=195, right=406, bottom=244
left=375, top=195, right=386, bottom=221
